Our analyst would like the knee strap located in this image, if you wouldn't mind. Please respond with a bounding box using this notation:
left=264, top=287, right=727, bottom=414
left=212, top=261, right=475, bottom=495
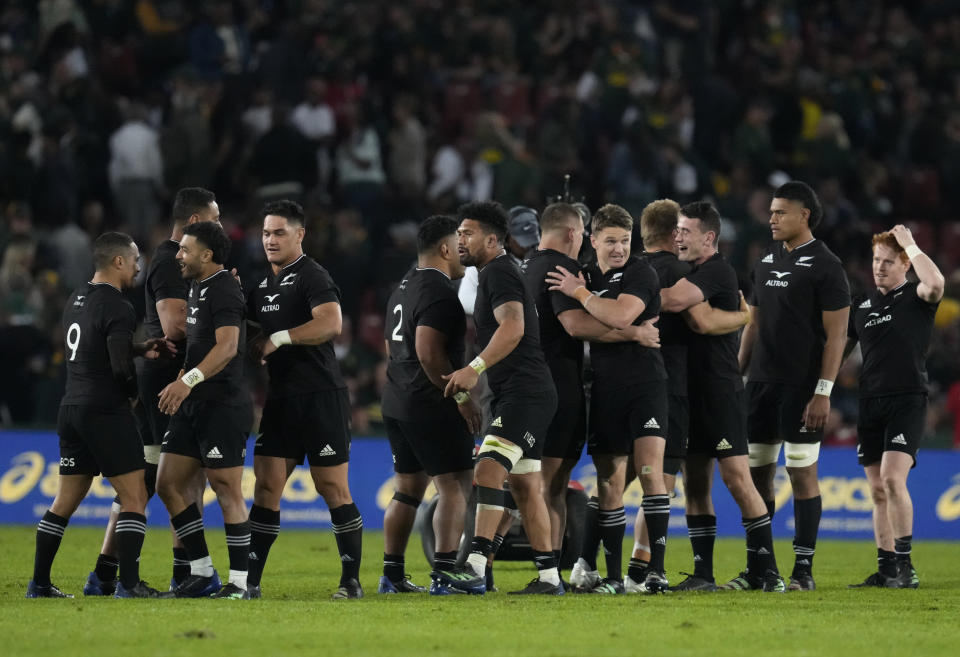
left=477, top=485, right=505, bottom=512
left=392, top=491, right=421, bottom=508
left=477, top=435, right=524, bottom=472
left=784, top=441, right=820, bottom=468
left=748, top=442, right=782, bottom=468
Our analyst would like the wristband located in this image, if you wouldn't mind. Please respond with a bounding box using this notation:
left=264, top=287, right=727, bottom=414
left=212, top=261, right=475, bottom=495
left=469, top=356, right=487, bottom=375
left=904, top=244, right=922, bottom=260
left=181, top=367, right=204, bottom=389
left=269, top=330, right=292, bottom=347
left=572, top=286, right=592, bottom=305
left=454, top=391, right=470, bottom=405
left=814, top=379, right=834, bottom=397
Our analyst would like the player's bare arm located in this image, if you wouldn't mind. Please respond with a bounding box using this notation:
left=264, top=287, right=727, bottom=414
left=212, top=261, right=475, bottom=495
left=156, top=297, right=187, bottom=342
left=557, top=309, right=660, bottom=347
left=416, top=324, right=482, bottom=434
left=261, top=300, right=341, bottom=362
left=890, top=224, right=945, bottom=303
left=802, top=306, right=849, bottom=430
left=659, top=277, right=705, bottom=314
left=684, top=291, right=751, bottom=336
left=547, top=265, right=646, bottom=330
left=158, top=325, right=240, bottom=415
left=443, top=299, right=523, bottom=396
left=738, top=303, right=760, bottom=375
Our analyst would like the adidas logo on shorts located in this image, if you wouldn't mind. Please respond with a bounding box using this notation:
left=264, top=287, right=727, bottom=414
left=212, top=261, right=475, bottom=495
left=319, top=444, right=337, bottom=457
left=891, top=433, right=907, bottom=445
left=206, top=446, right=223, bottom=459
left=644, top=417, right=660, bottom=430
left=491, top=417, right=503, bottom=428
left=716, top=439, right=733, bottom=451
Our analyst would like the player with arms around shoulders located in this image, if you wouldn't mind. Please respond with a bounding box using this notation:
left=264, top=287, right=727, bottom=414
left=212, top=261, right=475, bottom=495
left=845, top=226, right=943, bottom=589
left=27, top=232, right=174, bottom=598
left=156, top=221, right=254, bottom=599
left=245, top=200, right=364, bottom=600
left=660, top=201, right=784, bottom=592
left=440, top=201, right=562, bottom=595
left=380, top=215, right=482, bottom=595
left=738, top=181, right=850, bottom=591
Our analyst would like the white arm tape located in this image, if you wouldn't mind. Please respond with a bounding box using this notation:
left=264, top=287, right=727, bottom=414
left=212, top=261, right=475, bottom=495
left=269, top=330, right=292, bottom=347
left=181, top=367, right=204, bottom=389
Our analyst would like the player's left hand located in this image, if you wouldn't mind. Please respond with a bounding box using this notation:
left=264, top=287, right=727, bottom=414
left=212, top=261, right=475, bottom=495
left=458, top=397, right=483, bottom=435
left=546, top=266, right=587, bottom=298
left=260, top=338, right=278, bottom=363
left=802, top=394, right=830, bottom=431
left=889, top=224, right=915, bottom=249
left=442, top=366, right=479, bottom=397
left=158, top=379, right=191, bottom=415
left=140, top=337, right=177, bottom=360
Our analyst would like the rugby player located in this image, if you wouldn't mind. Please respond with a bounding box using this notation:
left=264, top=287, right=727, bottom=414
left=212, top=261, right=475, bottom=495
left=27, top=232, right=171, bottom=598
left=845, top=226, right=943, bottom=589
left=440, top=201, right=561, bottom=595
left=739, top=181, right=850, bottom=590
left=245, top=200, right=364, bottom=600
left=156, top=221, right=253, bottom=599
left=660, top=201, right=784, bottom=592
left=380, top=215, right=480, bottom=595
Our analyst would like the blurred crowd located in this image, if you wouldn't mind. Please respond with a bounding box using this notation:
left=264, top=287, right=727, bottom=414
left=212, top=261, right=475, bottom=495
left=2, top=0, right=960, bottom=447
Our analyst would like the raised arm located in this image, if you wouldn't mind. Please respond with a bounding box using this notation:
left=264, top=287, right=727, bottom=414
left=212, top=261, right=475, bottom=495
left=660, top=277, right=705, bottom=314
left=890, top=225, right=945, bottom=303
left=684, top=292, right=751, bottom=336
left=546, top=265, right=646, bottom=329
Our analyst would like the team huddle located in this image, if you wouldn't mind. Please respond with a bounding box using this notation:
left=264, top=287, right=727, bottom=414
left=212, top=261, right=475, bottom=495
left=26, top=181, right=943, bottom=599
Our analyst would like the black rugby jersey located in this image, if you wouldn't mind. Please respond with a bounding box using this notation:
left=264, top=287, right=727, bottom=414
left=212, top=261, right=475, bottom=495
left=184, top=268, right=246, bottom=403
left=644, top=250, right=692, bottom=396
left=684, top=252, right=742, bottom=386
left=382, top=267, right=466, bottom=421
left=143, top=240, right=188, bottom=349
left=248, top=254, right=346, bottom=397
left=61, top=282, right=137, bottom=408
left=520, top=249, right=584, bottom=377
left=849, top=280, right=938, bottom=397
left=748, top=239, right=850, bottom=386
left=474, top=253, right=553, bottom=396
left=584, top=255, right=666, bottom=388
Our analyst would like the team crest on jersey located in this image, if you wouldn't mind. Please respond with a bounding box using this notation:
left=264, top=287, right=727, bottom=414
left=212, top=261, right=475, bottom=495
left=259, top=278, right=268, bottom=288
left=859, top=299, right=871, bottom=309
left=609, top=272, right=623, bottom=282
left=280, top=273, right=297, bottom=286
left=761, top=254, right=774, bottom=263
left=796, top=255, right=814, bottom=267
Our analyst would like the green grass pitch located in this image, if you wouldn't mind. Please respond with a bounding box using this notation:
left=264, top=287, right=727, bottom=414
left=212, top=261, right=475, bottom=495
left=0, top=526, right=957, bottom=657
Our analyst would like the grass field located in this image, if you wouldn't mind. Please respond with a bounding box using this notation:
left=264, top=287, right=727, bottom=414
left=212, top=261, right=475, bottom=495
left=0, top=526, right=957, bottom=657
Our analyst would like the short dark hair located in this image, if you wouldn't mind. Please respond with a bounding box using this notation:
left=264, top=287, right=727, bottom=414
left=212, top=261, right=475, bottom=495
left=261, top=199, right=305, bottom=228
left=640, top=199, right=680, bottom=246
left=457, top=201, right=508, bottom=244
left=680, top=201, right=722, bottom=245
left=93, top=232, right=136, bottom=271
left=171, top=187, right=216, bottom=224
left=540, top=202, right=581, bottom=232
left=774, top=180, right=823, bottom=230
left=417, top=215, right=458, bottom=253
left=591, top=203, right=634, bottom=233
left=183, top=220, right=231, bottom=264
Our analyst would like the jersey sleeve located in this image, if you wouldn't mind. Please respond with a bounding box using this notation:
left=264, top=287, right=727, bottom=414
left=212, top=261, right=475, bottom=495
left=102, top=297, right=137, bottom=338
left=685, top=258, right=731, bottom=304
left=620, top=261, right=658, bottom=307
left=301, top=266, right=341, bottom=310
left=816, top=258, right=851, bottom=311
left=485, top=263, right=525, bottom=311
left=210, top=279, right=245, bottom=330
left=150, top=262, right=189, bottom=303
left=549, top=257, right=582, bottom=316
left=419, top=295, right=464, bottom=335
left=847, top=295, right=863, bottom=339
left=748, top=266, right=759, bottom=306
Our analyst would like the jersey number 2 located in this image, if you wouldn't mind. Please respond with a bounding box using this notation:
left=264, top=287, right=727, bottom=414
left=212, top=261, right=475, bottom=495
left=391, top=304, right=403, bottom=342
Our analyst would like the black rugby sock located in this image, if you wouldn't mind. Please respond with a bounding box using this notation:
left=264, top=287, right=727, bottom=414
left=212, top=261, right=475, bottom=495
left=172, top=547, right=191, bottom=583
left=878, top=548, right=897, bottom=578
left=116, top=512, right=147, bottom=589
left=247, top=505, right=280, bottom=587
left=792, top=496, right=821, bottom=576
left=894, top=535, right=913, bottom=566
left=33, top=511, right=68, bottom=586
left=433, top=551, right=457, bottom=571
left=598, top=506, right=626, bottom=581
left=743, top=514, right=775, bottom=577
left=383, top=553, right=404, bottom=583
left=686, top=514, right=716, bottom=580
left=642, top=494, right=670, bottom=573
left=171, top=504, right=211, bottom=566
left=94, top=553, right=119, bottom=583
left=224, top=521, right=251, bottom=574
left=580, top=496, right=600, bottom=570
left=331, top=503, right=363, bottom=584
